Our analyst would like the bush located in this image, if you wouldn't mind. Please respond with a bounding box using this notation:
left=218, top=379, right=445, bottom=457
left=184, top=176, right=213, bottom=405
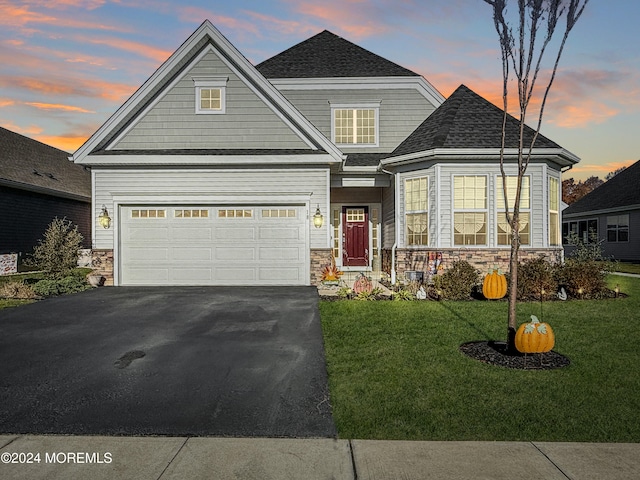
left=517, top=257, right=558, bottom=301
left=0, top=281, right=38, bottom=299
left=433, top=260, right=479, bottom=300
left=33, top=275, right=91, bottom=297
left=555, top=259, right=610, bottom=299
left=27, top=218, right=83, bottom=279
left=558, top=230, right=614, bottom=299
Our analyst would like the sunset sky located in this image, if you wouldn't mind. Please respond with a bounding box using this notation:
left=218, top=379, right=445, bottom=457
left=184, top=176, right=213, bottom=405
left=1, top=0, right=638, bottom=181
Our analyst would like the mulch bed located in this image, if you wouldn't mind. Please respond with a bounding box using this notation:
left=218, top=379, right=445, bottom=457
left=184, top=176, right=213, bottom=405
left=460, top=340, right=571, bottom=370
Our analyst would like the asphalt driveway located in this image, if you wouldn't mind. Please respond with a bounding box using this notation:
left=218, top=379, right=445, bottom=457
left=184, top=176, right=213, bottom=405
left=0, top=286, right=336, bottom=438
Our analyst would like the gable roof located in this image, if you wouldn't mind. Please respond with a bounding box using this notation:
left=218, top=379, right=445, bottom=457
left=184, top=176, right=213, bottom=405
left=72, top=20, right=343, bottom=164
left=563, top=160, right=640, bottom=216
left=0, top=127, right=90, bottom=201
left=256, top=30, right=419, bottom=79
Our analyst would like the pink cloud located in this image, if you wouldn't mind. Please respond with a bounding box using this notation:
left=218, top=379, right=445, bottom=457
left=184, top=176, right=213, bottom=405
left=570, top=160, right=637, bottom=178
left=25, top=102, right=95, bottom=114
left=0, top=3, right=123, bottom=32
left=0, top=75, right=135, bottom=102
left=0, top=121, right=43, bottom=136
left=79, top=35, right=173, bottom=63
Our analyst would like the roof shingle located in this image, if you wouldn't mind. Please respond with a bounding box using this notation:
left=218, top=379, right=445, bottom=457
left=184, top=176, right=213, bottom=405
left=391, top=84, right=561, bottom=156
left=563, top=159, right=640, bottom=215
left=0, top=127, right=90, bottom=200
left=256, top=30, right=419, bottom=79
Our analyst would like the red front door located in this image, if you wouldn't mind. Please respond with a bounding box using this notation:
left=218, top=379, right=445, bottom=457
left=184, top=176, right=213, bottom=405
left=342, top=207, right=369, bottom=267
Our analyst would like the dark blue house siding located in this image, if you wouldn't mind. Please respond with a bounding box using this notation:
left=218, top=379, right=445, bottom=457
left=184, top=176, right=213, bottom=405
left=0, top=186, right=91, bottom=256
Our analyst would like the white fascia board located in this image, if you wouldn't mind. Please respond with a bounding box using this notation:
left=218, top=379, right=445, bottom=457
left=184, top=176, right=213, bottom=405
left=72, top=22, right=214, bottom=163
left=341, top=165, right=379, bottom=173
left=270, top=76, right=446, bottom=107
left=380, top=148, right=580, bottom=168
left=80, top=154, right=340, bottom=166
left=72, top=20, right=344, bottom=164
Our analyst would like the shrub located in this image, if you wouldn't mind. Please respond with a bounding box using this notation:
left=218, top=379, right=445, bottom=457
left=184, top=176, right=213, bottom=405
left=27, top=218, right=84, bottom=279
left=433, top=260, right=479, bottom=300
left=0, top=281, right=38, bottom=299
left=33, top=275, right=90, bottom=297
left=558, top=230, right=614, bottom=299
left=517, top=257, right=558, bottom=301
left=555, top=259, right=610, bottom=299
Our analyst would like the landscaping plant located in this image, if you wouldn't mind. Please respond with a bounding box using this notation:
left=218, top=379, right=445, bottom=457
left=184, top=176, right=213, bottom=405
left=27, top=217, right=84, bottom=279
left=432, top=260, right=479, bottom=300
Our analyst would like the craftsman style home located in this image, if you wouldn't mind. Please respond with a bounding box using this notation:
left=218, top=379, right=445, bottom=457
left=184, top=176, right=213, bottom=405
left=72, top=20, right=579, bottom=286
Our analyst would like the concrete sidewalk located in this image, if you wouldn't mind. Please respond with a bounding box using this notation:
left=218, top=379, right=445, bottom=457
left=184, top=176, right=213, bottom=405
left=2, top=435, right=639, bottom=480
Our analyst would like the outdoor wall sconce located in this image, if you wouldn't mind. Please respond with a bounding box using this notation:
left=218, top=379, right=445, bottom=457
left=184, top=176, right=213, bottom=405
left=313, top=204, right=324, bottom=228
left=98, top=205, right=112, bottom=229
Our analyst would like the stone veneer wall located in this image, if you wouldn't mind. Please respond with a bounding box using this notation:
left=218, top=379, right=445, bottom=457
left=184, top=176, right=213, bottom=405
left=91, top=249, right=114, bottom=286
left=382, top=248, right=563, bottom=281
left=311, top=248, right=334, bottom=286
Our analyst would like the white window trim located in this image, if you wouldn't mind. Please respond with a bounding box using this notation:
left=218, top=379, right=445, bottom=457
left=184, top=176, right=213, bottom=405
left=404, top=175, right=429, bottom=247
left=495, top=175, right=531, bottom=247
left=330, top=102, right=380, bottom=148
left=548, top=175, right=561, bottom=246
left=452, top=174, right=489, bottom=247
left=193, top=77, right=228, bottom=114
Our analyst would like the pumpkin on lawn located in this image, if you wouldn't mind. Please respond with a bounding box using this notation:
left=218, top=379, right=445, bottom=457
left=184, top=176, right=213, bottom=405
left=515, top=315, right=555, bottom=353
left=482, top=268, right=507, bottom=299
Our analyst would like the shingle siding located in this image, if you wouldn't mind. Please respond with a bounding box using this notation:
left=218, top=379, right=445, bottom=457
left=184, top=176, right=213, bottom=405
left=113, top=51, right=310, bottom=151
left=279, top=88, right=435, bottom=153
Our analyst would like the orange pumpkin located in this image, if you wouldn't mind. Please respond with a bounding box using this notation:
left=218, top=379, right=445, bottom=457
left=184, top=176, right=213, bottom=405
left=482, top=268, right=507, bottom=299
left=515, top=315, right=555, bottom=353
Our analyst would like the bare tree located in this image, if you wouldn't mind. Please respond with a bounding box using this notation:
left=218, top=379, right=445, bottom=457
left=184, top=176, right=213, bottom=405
left=484, top=0, right=589, bottom=353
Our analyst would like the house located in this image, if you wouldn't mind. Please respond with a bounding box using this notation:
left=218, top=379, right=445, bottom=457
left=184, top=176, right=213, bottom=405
left=71, top=20, right=579, bottom=286
left=0, top=126, right=91, bottom=259
left=563, top=159, right=640, bottom=262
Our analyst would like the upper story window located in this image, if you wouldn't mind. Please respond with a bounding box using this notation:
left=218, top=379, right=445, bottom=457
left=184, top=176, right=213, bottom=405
left=497, top=176, right=530, bottom=246
left=193, top=77, right=228, bottom=114
left=453, top=175, right=487, bottom=246
left=331, top=103, right=379, bottom=147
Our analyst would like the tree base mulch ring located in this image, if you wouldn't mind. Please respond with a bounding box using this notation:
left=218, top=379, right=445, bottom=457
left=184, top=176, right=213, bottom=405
left=460, top=341, right=570, bottom=370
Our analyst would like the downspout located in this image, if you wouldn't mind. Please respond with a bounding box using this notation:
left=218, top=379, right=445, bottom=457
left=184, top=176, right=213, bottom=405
left=381, top=167, right=398, bottom=285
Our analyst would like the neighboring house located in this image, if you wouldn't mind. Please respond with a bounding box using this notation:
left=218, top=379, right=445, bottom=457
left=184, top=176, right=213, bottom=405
left=563, top=159, right=640, bottom=262
left=71, top=20, right=579, bottom=286
left=0, top=126, right=91, bottom=258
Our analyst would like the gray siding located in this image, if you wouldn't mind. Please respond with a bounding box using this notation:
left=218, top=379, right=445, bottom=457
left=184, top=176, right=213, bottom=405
left=279, top=88, right=435, bottom=153
left=92, top=168, right=329, bottom=250
left=564, top=209, right=640, bottom=262
left=395, top=163, right=553, bottom=249
left=381, top=183, right=395, bottom=249
left=114, top=51, right=309, bottom=150
left=0, top=186, right=91, bottom=254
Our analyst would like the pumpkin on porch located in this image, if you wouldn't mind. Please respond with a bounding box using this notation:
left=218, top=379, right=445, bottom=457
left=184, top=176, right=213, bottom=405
left=482, top=268, right=507, bottom=299
left=515, top=315, right=555, bottom=353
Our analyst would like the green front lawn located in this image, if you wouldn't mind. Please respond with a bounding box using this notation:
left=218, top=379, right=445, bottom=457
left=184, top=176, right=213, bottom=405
left=320, top=275, right=640, bottom=442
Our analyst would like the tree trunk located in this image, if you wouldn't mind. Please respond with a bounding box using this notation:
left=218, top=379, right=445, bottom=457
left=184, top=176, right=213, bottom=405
left=507, top=216, right=520, bottom=354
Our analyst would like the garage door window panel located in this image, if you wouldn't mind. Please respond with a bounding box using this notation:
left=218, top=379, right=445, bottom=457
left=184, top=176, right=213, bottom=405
left=131, top=209, right=166, bottom=219
left=218, top=209, right=253, bottom=218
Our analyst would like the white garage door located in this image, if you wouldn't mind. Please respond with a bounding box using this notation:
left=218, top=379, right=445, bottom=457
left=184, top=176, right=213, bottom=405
left=119, top=205, right=308, bottom=285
